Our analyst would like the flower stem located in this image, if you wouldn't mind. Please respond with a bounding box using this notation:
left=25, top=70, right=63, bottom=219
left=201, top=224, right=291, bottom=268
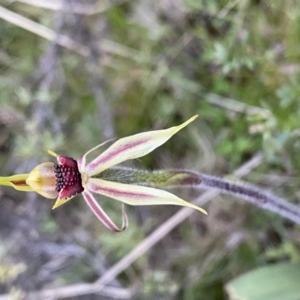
left=199, top=173, right=300, bottom=225
left=98, top=166, right=300, bottom=225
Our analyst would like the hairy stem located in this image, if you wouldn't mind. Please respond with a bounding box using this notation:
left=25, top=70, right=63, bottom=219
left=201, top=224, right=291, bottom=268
left=199, top=173, right=300, bottom=225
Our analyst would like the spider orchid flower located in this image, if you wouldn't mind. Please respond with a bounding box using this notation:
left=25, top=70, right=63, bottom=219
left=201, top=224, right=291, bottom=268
left=0, top=115, right=207, bottom=232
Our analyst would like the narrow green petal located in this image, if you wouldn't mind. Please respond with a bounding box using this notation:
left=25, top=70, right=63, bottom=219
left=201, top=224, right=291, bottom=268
left=0, top=174, right=33, bottom=192
left=87, top=178, right=207, bottom=215
left=86, top=115, right=198, bottom=176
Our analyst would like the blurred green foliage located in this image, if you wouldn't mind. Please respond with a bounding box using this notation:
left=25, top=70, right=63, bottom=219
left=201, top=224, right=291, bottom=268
left=226, top=262, right=300, bottom=300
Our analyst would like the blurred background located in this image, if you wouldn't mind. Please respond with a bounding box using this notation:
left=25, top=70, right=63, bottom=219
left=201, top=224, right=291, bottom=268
left=0, top=0, right=300, bottom=299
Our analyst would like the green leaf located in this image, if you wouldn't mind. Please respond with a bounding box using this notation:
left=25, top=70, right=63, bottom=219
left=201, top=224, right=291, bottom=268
left=226, top=262, right=300, bottom=300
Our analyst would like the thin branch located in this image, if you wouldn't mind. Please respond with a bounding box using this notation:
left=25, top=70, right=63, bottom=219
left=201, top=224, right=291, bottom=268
left=85, top=16, right=116, bottom=140
left=0, top=6, right=137, bottom=58
left=0, top=284, right=134, bottom=300
left=13, top=0, right=130, bottom=15
left=0, top=6, right=88, bottom=56
left=206, top=93, right=270, bottom=116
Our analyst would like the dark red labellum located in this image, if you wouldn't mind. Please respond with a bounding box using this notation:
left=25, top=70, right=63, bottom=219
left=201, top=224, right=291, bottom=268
left=54, top=156, right=84, bottom=199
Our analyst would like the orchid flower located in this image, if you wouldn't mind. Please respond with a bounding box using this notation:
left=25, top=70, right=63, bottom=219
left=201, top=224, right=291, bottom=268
left=0, top=116, right=207, bottom=231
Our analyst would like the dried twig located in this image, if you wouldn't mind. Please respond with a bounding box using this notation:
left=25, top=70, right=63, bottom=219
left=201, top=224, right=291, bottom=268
left=13, top=0, right=129, bottom=15
left=0, top=6, right=137, bottom=58
left=0, top=5, right=88, bottom=56
left=0, top=285, right=134, bottom=300
left=206, top=93, right=270, bottom=116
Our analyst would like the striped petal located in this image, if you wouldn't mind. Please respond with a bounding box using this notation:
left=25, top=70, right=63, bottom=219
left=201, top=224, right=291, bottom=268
left=82, top=189, right=128, bottom=232
left=85, top=115, right=198, bottom=176
left=86, top=178, right=207, bottom=214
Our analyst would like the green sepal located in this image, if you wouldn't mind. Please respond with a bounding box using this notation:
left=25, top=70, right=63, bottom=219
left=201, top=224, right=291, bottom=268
left=0, top=174, right=33, bottom=192
left=95, top=167, right=202, bottom=188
